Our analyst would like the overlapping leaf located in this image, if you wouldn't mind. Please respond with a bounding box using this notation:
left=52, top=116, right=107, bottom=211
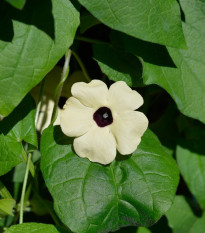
left=176, top=133, right=205, bottom=209
left=0, top=0, right=79, bottom=116
left=93, top=44, right=143, bottom=87
left=166, top=196, right=205, bottom=233
left=77, top=0, right=185, bottom=47
left=0, top=94, right=37, bottom=147
left=109, top=0, right=205, bottom=123
left=41, top=126, right=179, bottom=233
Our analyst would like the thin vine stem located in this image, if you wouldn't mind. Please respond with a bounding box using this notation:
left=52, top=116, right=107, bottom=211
left=75, top=35, right=109, bottom=45
left=19, top=153, right=31, bottom=224
left=0, top=181, right=12, bottom=199
left=21, top=147, right=35, bottom=177
left=71, top=50, right=91, bottom=82
left=35, top=77, right=46, bottom=126
left=51, top=49, right=72, bottom=124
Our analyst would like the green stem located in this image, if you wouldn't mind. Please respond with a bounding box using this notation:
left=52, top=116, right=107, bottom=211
left=19, top=153, right=31, bottom=224
left=21, top=147, right=35, bottom=177
left=0, top=181, right=12, bottom=199
left=51, top=50, right=72, bottom=124
left=75, top=35, right=109, bottom=45
left=35, top=77, right=46, bottom=126
left=71, top=50, right=91, bottom=82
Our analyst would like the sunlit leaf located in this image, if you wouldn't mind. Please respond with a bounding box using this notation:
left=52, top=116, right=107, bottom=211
left=77, top=0, right=185, bottom=47
left=0, top=0, right=79, bottom=116
left=109, top=0, right=205, bottom=123
left=4, top=223, right=63, bottom=233
left=41, top=126, right=179, bottom=233
left=0, top=199, right=15, bottom=216
left=177, top=135, right=205, bottom=209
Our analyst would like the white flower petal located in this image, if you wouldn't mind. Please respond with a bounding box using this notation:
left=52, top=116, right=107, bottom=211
left=73, top=125, right=116, bottom=165
left=60, top=97, right=95, bottom=137
left=108, top=81, right=143, bottom=113
left=110, top=111, right=148, bottom=155
left=71, top=79, right=108, bottom=109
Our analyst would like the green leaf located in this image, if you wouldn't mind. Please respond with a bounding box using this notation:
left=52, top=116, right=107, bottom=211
left=110, top=0, right=205, bottom=125
left=143, top=0, right=205, bottom=123
left=0, top=0, right=79, bottom=117
left=176, top=138, right=205, bottom=209
left=0, top=134, right=22, bottom=176
left=93, top=44, right=143, bottom=87
left=4, top=223, right=62, bottom=233
left=0, top=199, right=15, bottom=216
left=137, top=228, right=151, bottom=233
left=41, top=126, right=179, bottom=233
left=77, top=0, right=185, bottom=47
left=12, top=162, right=26, bottom=183
left=5, top=0, right=26, bottom=9
left=164, top=0, right=205, bottom=123
left=166, top=196, right=205, bottom=233
left=0, top=94, right=37, bottom=147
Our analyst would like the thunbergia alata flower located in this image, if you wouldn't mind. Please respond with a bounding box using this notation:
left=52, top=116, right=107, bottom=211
left=60, top=80, right=148, bottom=165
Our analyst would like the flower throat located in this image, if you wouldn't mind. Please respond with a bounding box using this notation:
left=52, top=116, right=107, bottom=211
left=93, top=107, right=113, bottom=127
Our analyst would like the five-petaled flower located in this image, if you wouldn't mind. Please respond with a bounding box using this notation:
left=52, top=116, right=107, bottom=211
left=60, top=80, right=148, bottom=165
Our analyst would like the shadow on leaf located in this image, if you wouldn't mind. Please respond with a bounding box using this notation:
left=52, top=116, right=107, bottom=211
left=0, top=0, right=55, bottom=42
left=0, top=94, right=35, bottom=135
left=53, top=125, right=74, bottom=146
left=110, top=31, right=176, bottom=68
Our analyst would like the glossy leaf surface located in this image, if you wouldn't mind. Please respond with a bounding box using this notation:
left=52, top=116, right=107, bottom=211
left=41, top=126, right=179, bottom=233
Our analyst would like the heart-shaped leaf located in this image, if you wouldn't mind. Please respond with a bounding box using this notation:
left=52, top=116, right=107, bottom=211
left=41, top=126, right=179, bottom=233
left=0, top=0, right=79, bottom=117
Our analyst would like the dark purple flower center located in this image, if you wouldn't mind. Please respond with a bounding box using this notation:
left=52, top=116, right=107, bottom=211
left=93, top=107, right=113, bottom=127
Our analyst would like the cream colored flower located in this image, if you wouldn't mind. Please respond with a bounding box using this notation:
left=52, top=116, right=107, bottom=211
left=60, top=80, right=148, bottom=165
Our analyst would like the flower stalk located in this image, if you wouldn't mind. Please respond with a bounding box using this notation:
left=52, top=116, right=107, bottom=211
left=21, top=147, right=35, bottom=178
left=19, top=153, right=31, bottom=224
left=71, top=50, right=91, bottom=82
